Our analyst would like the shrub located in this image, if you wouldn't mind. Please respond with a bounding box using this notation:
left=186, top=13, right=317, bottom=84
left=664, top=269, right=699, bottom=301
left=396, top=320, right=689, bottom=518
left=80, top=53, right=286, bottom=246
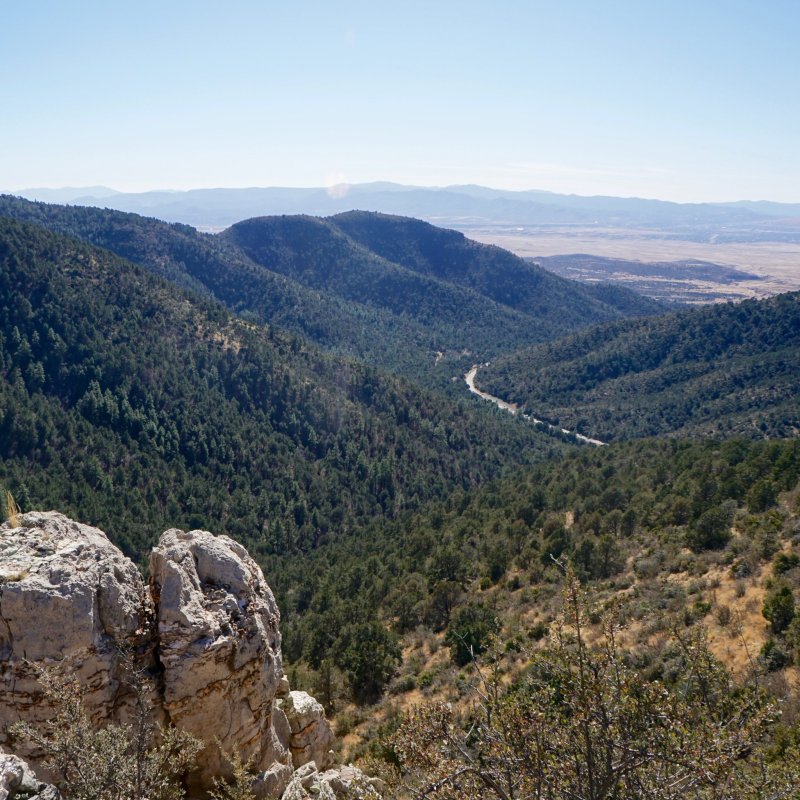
left=417, top=671, right=434, bottom=689
left=527, top=620, right=549, bottom=641
left=445, top=602, right=500, bottom=666
left=389, top=674, right=417, bottom=695
left=773, top=551, right=800, bottom=576
left=391, top=566, right=792, bottom=799
left=763, top=583, right=796, bottom=635
left=10, top=663, right=200, bottom=800
left=760, top=637, right=792, bottom=672
left=210, top=750, right=257, bottom=800
left=715, top=604, right=733, bottom=628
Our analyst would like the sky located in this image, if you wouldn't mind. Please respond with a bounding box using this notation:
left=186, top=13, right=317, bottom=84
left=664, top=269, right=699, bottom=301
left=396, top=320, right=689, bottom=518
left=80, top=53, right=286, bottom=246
left=2, top=0, right=799, bottom=203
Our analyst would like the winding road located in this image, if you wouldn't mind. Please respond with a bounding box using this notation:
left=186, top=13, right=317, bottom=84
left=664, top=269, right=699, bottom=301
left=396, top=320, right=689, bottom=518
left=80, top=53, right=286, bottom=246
left=465, top=364, right=606, bottom=447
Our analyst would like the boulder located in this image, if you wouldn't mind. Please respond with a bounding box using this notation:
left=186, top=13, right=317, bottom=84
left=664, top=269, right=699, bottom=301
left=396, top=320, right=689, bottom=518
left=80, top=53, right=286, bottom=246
left=253, top=762, right=293, bottom=800
left=280, top=691, right=335, bottom=770
left=280, top=762, right=382, bottom=800
left=150, top=528, right=289, bottom=789
left=0, top=747, right=60, bottom=800
left=0, top=512, right=150, bottom=763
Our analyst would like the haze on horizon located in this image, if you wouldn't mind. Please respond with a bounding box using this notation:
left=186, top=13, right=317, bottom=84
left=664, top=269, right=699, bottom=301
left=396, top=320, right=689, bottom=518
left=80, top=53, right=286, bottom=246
left=2, top=1, right=799, bottom=205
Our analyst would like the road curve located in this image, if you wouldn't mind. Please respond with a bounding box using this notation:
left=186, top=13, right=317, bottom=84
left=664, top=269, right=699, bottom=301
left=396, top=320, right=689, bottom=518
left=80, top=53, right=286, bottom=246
left=465, top=364, right=606, bottom=447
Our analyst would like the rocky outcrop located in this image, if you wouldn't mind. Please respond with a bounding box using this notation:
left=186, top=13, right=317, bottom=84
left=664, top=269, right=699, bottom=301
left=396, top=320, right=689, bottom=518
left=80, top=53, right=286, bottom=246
left=0, top=512, right=151, bottom=751
left=150, top=528, right=288, bottom=791
left=280, top=762, right=383, bottom=800
left=280, top=691, right=335, bottom=770
left=0, top=748, right=60, bottom=800
left=0, top=512, right=340, bottom=799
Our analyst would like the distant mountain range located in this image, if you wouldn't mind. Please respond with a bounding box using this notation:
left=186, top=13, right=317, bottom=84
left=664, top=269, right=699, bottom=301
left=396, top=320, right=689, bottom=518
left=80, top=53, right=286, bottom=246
left=8, top=183, right=800, bottom=241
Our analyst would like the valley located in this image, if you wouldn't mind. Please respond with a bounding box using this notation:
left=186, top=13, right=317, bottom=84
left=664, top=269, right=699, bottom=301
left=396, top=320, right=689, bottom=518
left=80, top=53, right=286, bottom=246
left=465, top=223, right=800, bottom=301
left=479, top=291, right=800, bottom=440
left=0, top=196, right=799, bottom=799
left=8, top=4, right=800, bottom=797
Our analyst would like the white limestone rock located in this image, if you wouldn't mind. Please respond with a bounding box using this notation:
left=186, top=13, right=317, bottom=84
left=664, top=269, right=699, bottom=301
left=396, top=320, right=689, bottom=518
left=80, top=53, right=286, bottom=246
left=149, top=528, right=288, bottom=790
left=253, top=762, right=294, bottom=800
left=279, top=763, right=382, bottom=800
left=0, top=747, right=60, bottom=800
left=280, top=691, right=335, bottom=770
left=0, top=513, right=363, bottom=798
left=0, top=512, right=150, bottom=761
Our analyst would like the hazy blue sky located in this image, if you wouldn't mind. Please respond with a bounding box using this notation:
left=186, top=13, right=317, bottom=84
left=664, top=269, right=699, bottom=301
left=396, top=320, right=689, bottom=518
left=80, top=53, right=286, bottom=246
left=2, top=0, right=799, bottom=201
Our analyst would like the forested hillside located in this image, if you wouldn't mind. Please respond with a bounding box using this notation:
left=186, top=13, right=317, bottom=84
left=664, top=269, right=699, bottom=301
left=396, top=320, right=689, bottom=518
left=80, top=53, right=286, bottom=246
left=275, top=436, right=800, bottom=668
left=0, top=216, right=561, bottom=565
left=221, top=214, right=542, bottom=363
left=260, top=432, right=800, bottom=765
left=329, top=211, right=663, bottom=318
left=0, top=195, right=447, bottom=381
left=0, top=196, right=661, bottom=391
left=3, top=205, right=800, bottom=792
left=478, top=292, right=800, bottom=440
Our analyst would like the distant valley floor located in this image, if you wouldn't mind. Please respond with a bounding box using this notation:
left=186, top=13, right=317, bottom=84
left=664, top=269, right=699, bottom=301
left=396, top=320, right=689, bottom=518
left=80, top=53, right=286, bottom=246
left=460, top=224, right=800, bottom=303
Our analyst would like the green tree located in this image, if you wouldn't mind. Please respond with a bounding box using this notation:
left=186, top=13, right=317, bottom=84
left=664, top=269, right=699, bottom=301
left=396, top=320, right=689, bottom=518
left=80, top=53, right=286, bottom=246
left=687, top=504, right=734, bottom=551
left=763, top=583, right=796, bottom=635
left=334, top=621, right=401, bottom=705
left=427, top=547, right=470, bottom=588
left=747, top=477, right=778, bottom=513
left=620, top=507, right=637, bottom=537
left=445, top=603, right=499, bottom=666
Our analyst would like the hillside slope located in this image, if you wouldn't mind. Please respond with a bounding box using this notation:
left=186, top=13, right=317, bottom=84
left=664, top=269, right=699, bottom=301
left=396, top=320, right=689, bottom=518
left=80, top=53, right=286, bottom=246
left=478, top=292, right=800, bottom=440
left=302, top=435, right=800, bottom=764
left=0, top=216, right=561, bottom=564
left=0, top=197, right=662, bottom=391
left=0, top=195, right=450, bottom=380
left=327, top=211, right=663, bottom=321
left=220, top=214, right=544, bottom=357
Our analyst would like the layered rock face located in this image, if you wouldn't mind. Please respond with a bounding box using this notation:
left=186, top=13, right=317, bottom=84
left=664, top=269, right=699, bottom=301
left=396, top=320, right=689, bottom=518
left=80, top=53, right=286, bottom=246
left=279, top=691, right=336, bottom=770
left=0, top=512, right=150, bottom=740
left=150, top=528, right=289, bottom=790
left=0, top=512, right=340, bottom=799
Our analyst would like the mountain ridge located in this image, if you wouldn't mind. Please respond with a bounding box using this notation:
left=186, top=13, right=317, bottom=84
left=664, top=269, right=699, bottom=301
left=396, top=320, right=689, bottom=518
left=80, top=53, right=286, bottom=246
left=9, top=183, right=800, bottom=236
left=0, top=196, right=661, bottom=390
left=478, top=290, right=800, bottom=440
left=0, top=214, right=560, bottom=565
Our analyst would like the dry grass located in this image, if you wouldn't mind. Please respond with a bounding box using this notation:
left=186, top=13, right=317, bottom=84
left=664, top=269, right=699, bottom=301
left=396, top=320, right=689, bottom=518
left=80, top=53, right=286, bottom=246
left=702, top=566, right=767, bottom=678
left=330, top=499, right=800, bottom=768
left=4, top=490, right=20, bottom=528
